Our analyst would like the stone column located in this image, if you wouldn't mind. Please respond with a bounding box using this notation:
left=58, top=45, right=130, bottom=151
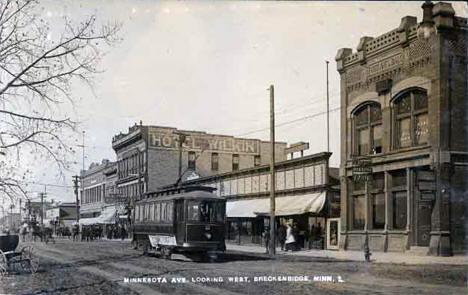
left=384, top=171, right=391, bottom=251
left=429, top=163, right=452, bottom=256
left=339, top=175, right=348, bottom=250
left=406, top=168, right=413, bottom=250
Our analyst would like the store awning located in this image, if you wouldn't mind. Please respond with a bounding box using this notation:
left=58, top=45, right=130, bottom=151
left=226, top=192, right=326, bottom=218
left=226, top=198, right=269, bottom=218
left=79, top=206, right=117, bottom=225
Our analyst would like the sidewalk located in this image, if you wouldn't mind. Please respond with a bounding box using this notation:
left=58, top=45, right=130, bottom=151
left=226, top=243, right=468, bottom=265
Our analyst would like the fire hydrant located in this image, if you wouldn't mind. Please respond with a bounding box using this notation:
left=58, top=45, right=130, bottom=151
left=364, top=246, right=372, bottom=262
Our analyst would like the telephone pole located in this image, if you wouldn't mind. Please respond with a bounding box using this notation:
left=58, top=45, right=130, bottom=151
left=269, top=84, right=276, bottom=256
left=73, top=175, right=80, bottom=223
left=40, top=192, right=45, bottom=226
left=326, top=60, right=330, bottom=153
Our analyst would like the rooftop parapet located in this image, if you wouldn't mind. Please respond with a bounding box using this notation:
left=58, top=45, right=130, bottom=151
left=335, top=1, right=465, bottom=72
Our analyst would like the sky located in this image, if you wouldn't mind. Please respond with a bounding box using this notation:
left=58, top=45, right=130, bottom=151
left=16, top=0, right=467, bottom=206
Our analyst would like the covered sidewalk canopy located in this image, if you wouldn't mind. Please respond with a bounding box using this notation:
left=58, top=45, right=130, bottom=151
left=79, top=206, right=117, bottom=225
left=226, top=192, right=326, bottom=218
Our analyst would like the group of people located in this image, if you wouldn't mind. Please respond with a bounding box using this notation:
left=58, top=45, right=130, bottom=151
left=105, top=224, right=127, bottom=240
left=14, top=222, right=129, bottom=243
left=263, top=221, right=324, bottom=253
left=80, top=225, right=104, bottom=241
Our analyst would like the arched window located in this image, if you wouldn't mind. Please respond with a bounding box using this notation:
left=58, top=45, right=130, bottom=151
left=353, top=103, right=382, bottom=156
left=393, top=89, right=428, bottom=149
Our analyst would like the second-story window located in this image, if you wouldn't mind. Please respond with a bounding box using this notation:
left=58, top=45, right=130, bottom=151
left=393, top=89, right=428, bottom=149
left=232, top=154, right=239, bottom=171
left=354, top=103, right=382, bottom=156
left=188, top=151, right=196, bottom=170
left=211, top=153, right=219, bottom=171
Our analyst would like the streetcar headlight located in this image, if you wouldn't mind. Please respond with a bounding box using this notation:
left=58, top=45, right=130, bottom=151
left=205, top=233, right=212, bottom=240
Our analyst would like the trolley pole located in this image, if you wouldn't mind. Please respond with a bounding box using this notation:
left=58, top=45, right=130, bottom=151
left=73, top=175, right=80, bottom=223
left=269, top=84, right=276, bottom=256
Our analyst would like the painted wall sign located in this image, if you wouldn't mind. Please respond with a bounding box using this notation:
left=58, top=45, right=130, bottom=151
left=148, top=130, right=260, bottom=154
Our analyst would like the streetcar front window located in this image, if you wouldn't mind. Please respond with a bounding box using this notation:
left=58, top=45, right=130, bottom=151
left=187, top=201, right=225, bottom=222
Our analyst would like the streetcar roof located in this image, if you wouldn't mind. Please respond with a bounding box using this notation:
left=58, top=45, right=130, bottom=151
left=138, top=190, right=225, bottom=203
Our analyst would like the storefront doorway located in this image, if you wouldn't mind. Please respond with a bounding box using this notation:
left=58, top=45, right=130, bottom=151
left=327, top=218, right=340, bottom=250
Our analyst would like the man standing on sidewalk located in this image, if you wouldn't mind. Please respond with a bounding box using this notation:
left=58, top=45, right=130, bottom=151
left=262, top=226, right=270, bottom=254
left=278, top=223, right=286, bottom=251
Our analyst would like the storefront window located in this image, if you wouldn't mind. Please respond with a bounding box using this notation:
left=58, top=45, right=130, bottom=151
left=393, top=192, right=407, bottom=230
left=353, top=195, right=365, bottom=230
left=372, top=193, right=385, bottom=229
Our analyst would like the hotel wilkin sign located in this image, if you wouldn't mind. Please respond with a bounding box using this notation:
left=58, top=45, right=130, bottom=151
left=149, top=129, right=260, bottom=154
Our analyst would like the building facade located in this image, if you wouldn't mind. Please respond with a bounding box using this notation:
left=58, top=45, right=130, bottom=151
left=111, top=124, right=287, bottom=210
left=336, top=2, right=467, bottom=255
left=80, top=159, right=116, bottom=219
left=45, top=203, right=78, bottom=228
left=182, top=152, right=340, bottom=249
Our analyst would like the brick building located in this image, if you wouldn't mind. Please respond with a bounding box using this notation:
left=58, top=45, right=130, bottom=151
left=336, top=1, right=467, bottom=255
left=111, top=124, right=287, bottom=209
left=80, top=159, right=117, bottom=219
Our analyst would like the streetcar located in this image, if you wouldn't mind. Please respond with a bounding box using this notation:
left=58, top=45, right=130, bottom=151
left=133, top=185, right=226, bottom=260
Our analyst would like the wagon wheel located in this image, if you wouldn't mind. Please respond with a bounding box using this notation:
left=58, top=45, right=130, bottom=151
left=20, top=246, right=39, bottom=274
left=0, top=249, right=7, bottom=276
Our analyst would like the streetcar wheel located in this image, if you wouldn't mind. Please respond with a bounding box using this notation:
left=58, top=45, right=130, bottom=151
left=21, top=246, right=39, bottom=274
left=0, top=250, right=7, bottom=276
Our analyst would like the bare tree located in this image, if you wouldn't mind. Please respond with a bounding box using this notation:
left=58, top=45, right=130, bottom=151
left=0, top=0, right=121, bottom=201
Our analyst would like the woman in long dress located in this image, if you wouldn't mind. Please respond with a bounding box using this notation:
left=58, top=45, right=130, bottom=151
left=285, top=223, right=295, bottom=251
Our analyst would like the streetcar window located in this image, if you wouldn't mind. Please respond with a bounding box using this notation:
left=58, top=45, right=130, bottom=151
left=188, top=201, right=200, bottom=221
left=216, top=202, right=225, bottom=222
left=166, top=202, right=173, bottom=222
left=188, top=201, right=224, bottom=222
left=135, top=205, right=140, bottom=221
left=155, top=203, right=160, bottom=221
left=161, top=202, right=167, bottom=222
left=149, top=203, right=154, bottom=221
left=176, top=201, right=184, bottom=221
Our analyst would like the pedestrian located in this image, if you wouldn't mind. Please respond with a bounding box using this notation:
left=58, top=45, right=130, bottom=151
left=285, top=222, right=295, bottom=251
left=262, top=226, right=270, bottom=254
left=72, top=224, right=80, bottom=241
left=292, top=222, right=300, bottom=251
left=278, top=223, right=286, bottom=251
left=21, top=223, right=28, bottom=242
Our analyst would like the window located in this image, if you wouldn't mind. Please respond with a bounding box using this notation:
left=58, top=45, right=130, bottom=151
left=161, top=202, right=167, bottom=222
left=353, top=103, right=382, bottom=156
left=188, top=201, right=199, bottom=221
left=254, top=155, right=261, bottom=167
left=135, top=205, right=140, bottom=221
left=393, top=89, right=428, bottom=149
left=188, top=151, right=196, bottom=170
left=211, top=153, right=219, bottom=171
left=166, top=202, right=173, bottom=222
left=393, top=192, right=407, bottom=229
left=372, top=193, right=385, bottom=229
left=155, top=203, right=160, bottom=221
left=232, top=154, right=239, bottom=171
left=353, top=195, right=365, bottom=230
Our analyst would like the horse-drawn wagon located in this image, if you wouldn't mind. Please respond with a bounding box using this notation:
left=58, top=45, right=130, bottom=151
left=0, top=234, right=39, bottom=275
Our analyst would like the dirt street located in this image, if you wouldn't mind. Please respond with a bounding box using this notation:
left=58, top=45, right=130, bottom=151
left=1, top=239, right=466, bottom=295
